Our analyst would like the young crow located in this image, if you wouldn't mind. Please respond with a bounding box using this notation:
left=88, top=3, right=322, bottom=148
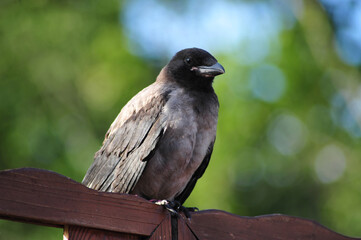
left=82, top=48, right=225, bottom=211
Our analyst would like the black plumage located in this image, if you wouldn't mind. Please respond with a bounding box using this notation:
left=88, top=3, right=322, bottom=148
left=82, top=48, right=225, bottom=204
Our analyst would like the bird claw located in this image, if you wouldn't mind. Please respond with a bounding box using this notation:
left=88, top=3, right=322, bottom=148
left=153, top=200, right=179, bottom=216
left=179, top=205, right=198, bottom=219
left=152, top=200, right=198, bottom=219
left=154, top=199, right=169, bottom=206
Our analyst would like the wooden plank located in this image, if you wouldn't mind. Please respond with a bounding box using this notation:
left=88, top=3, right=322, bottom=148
left=1, top=168, right=359, bottom=240
left=187, top=210, right=360, bottom=240
left=149, top=214, right=172, bottom=240
left=0, top=168, right=167, bottom=236
left=178, top=216, right=197, bottom=240
left=64, top=225, right=142, bottom=240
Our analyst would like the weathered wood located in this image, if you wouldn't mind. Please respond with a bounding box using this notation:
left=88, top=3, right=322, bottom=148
left=187, top=210, right=359, bottom=240
left=0, top=168, right=166, bottom=236
left=64, top=225, right=142, bottom=240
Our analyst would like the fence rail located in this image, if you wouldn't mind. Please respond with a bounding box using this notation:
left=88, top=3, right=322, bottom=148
left=0, top=168, right=359, bottom=240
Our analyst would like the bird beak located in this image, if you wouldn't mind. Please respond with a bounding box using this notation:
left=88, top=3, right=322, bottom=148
left=192, top=62, right=225, bottom=78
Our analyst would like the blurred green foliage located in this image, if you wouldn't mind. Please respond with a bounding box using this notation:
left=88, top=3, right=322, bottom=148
left=0, top=0, right=360, bottom=239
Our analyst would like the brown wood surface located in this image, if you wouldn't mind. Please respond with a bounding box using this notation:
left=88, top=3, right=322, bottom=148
left=149, top=214, right=172, bottom=240
left=0, top=168, right=360, bottom=240
left=0, top=168, right=166, bottom=236
left=178, top=216, right=197, bottom=240
left=64, top=225, right=142, bottom=240
left=187, top=210, right=360, bottom=240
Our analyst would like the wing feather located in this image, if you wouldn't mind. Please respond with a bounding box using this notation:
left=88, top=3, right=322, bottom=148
left=82, top=83, right=170, bottom=193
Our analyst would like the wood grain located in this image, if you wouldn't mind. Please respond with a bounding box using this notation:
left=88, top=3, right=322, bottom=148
left=187, top=210, right=360, bottom=240
left=178, top=216, right=197, bottom=240
left=149, top=214, right=172, bottom=240
left=64, top=225, right=142, bottom=240
left=0, top=168, right=166, bottom=236
left=0, top=168, right=359, bottom=240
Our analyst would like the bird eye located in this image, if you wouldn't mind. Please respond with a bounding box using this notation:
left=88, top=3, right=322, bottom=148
left=185, top=57, right=192, bottom=64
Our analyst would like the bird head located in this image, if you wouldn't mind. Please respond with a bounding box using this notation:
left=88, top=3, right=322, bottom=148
left=166, top=48, right=225, bottom=90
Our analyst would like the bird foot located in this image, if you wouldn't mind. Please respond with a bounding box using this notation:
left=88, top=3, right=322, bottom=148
left=152, top=200, right=198, bottom=219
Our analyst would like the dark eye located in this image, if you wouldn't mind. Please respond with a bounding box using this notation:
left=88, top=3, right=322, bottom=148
left=185, top=57, right=192, bottom=64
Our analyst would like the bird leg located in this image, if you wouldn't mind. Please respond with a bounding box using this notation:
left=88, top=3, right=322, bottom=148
left=152, top=200, right=198, bottom=218
left=154, top=200, right=178, bottom=216
left=178, top=205, right=199, bottom=219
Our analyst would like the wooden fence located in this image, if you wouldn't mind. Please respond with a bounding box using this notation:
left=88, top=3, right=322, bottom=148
left=0, top=168, right=359, bottom=240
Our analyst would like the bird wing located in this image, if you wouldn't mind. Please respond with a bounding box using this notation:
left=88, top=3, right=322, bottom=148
left=82, top=83, right=171, bottom=193
left=175, top=140, right=215, bottom=204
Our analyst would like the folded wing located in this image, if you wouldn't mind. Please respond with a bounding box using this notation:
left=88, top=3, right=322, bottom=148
left=82, top=84, right=171, bottom=193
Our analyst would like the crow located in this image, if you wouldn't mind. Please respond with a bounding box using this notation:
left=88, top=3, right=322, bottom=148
left=82, top=48, right=225, bottom=210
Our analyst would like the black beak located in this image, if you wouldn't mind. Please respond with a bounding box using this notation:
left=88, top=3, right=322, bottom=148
left=192, top=62, right=225, bottom=78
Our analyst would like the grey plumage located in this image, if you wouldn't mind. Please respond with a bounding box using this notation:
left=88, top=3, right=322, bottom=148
left=82, top=48, right=225, bottom=204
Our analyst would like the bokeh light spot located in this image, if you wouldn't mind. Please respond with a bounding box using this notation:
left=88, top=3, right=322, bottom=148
left=249, top=64, right=286, bottom=103
left=331, top=91, right=361, bottom=138
left=314, top=144, right=346, bottom=183
left=267, top=113, right=307, bottom=156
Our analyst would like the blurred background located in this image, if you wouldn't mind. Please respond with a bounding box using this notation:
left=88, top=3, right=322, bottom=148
left=0, top=0, right=360, bottom=238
